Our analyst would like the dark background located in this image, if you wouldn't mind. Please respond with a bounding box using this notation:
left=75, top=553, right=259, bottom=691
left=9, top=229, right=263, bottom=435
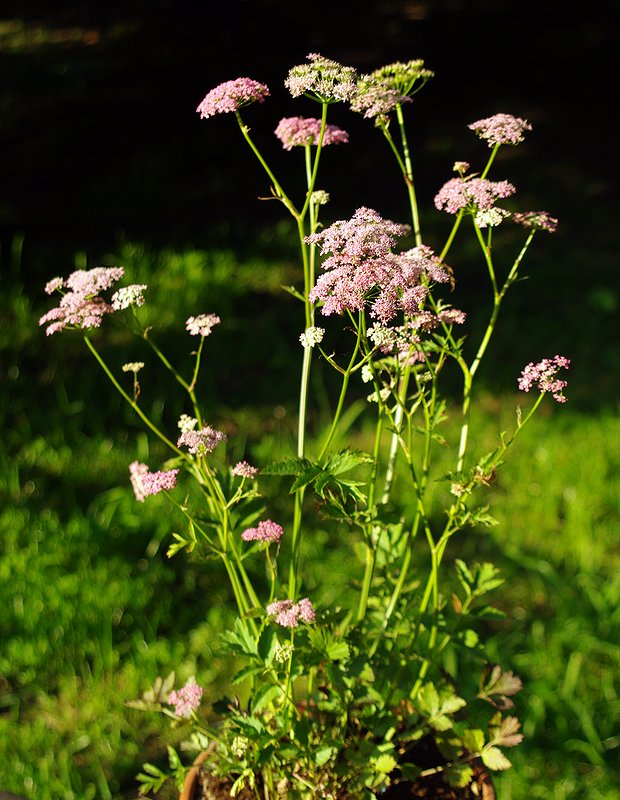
left=1, top=0, right=619, bottom=406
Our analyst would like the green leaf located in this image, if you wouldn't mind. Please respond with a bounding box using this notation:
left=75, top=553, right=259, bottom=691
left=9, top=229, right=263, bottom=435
left=481, top=746, right=512, bottom=771
left=489, top=714, right=524, bottom=748
left=290, top=464, right=323, bottom=493
left=261, top=457, right=312, bottom=476
left=324, top=449, right=373, bottom=475
left=136, top=762, right=169, bottom=795
left=461, top=728, right=485, bottom=754
left=315, top=746, right=335, bottom=767
left=479, top=665, right=523, bottom=708
left=219, top=618, right=258, bottom=657
left=251, top=684, right=281, bottom=714
left=167, top=746, right=183, bottom=771
left=307, top=627, right=351, bottom=662
left=443, top=763, right=474, bottom=788
left=372, top=753, right=397, bottom=774
left=416, top=683, right=466, bottom=731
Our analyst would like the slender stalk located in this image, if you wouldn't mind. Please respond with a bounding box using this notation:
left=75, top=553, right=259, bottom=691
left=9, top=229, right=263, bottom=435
left=235, top=112, right=298, bottom=218
left=317, top=317, right=363, bottom=461
left=456, top=229, right=537, bottom=471
left=357, top=539, right=376, bottom=622
left=84, top=336, right=185, bottom=458
left=395, top=103, right=422, bottom=246
left=143, top=332, right=204, bottom=425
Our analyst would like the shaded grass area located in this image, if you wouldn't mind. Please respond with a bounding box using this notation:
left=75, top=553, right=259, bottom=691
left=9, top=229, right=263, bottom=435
left=1, top=243, right=619, bottom=799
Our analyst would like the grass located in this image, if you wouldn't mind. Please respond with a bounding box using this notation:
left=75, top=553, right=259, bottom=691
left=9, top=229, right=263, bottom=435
left=1, top=240, right=618, bottom=799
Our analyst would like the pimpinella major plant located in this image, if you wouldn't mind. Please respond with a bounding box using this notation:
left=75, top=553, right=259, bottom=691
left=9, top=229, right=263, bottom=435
left=40, top=54, right=570, bottom=799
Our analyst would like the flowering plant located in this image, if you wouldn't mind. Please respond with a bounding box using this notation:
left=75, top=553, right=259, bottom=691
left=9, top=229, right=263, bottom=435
left=40, top=53, right=569, bottom=798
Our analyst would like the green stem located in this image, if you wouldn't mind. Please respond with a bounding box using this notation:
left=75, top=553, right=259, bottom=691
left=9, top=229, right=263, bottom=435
left=395, top=103, right=422, bottom=246
left=144, top=332, right=204, bottom=425
left=299, top=103, right=328, bottom=220
left=357, top=535, right=376, bottom=622
left=235, top=112, right=298, bottom=219
left=84, top=336, right=185, bottom=459
left=317, top=317, right=363, bottom=461
left=456, top=230, right=537, bottom=472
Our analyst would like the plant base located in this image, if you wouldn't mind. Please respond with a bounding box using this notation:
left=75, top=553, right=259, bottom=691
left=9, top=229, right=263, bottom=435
left=180, top=737, right=495, bottom=800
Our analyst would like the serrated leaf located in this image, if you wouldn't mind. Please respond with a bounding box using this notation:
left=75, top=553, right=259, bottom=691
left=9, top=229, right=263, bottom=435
left=416, top=683, right=440, bottom=716
left=479, top=665, right=523, bottom=708
left=373, top=753, right=397, bottom=774
left=290, top=464, right=323, bottom=493
left=416, top=683, right=465, bottom=732
left=219, top=618, right=258, bottom=658
left=489, top=715, right=524, bottom=748
left=251, top=684, right=281, bottom=714
left=461, top=728, right=485, bottom=754
left=324, top=449, right=373, bottom=475
left=231, top=664, right=262, bottom=685
left=261, top=457, right=312, bottom=476
left=166, top=531, right=193, bottom=558
left=315, top=746, right=335, bottom=767
left=443, top=763, right=474, bottom=788
left=136, top=762, right=168, bottom=795
left=481, top=745, right=512, bottom=771
left=167, top=746, right=183, bottom=771
left=455, top=559, right=474, bottom=593
left=307, top=627, right=350, bottom=662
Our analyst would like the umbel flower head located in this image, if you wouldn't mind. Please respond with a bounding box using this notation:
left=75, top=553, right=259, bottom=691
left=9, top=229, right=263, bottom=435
left=285, top=53, right=357, bottom=103
left=468, top=113, right=532, bottom=147
left=177, top=424, right=227, bottom=456
left=241, top=519, right=284, bottom=543
left=39, top=266, right=125, bottom=335
left=434, top=177, right=516, bottom=215
left=351, top=59, right=434, bottom=119
left=512, top=211, right=559, bottom=233
left=186, top=313, right=221, bottom=337
left=274, top=117, right=349, bottom=150
left=518, top=355, right=570, bottom=403
left=196, top=78, right=270, bottom=118
left=307, top=208, right=451, bottom=323
left=266, top=598, right=316, bottom=628
left=167, top=677, right=203, bottom=718
left=129, top=461, right=179, bottom=502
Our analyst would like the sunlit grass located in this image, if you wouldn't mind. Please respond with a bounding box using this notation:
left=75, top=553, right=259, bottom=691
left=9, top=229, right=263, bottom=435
left=1, top=242, right=618, bottom=797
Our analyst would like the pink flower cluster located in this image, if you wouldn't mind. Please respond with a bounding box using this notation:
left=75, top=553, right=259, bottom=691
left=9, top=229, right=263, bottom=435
left=468, top=113, right=532, bottom=147
left=266, top=598, right=316, bottom=628
left=39, top=267, right=125, bottom=335
left=284, top=53, right=357, bottom=102
left=196, top=78, right=270, bottom=119
left=241, top=519, right=283, bottom=544
left=307, top=208, right=450, bottom=322
left=129, top=461, right=179, bottom=502
left=177, top=425, right=227, bottom=456
left=350, top=82, right=409, bottom=118
left=512, top=211, right=559, bottom=233
left=434, top=177, right=516, bottom=215
left=274, top=117, right=349, bottom=150
left=186, top=313, right=221, bottom=337
left=518, top=355, right=570, bottom=403
left=232, top=460, right=259, bottom=479
left=168, top=678, right=204, bottom=718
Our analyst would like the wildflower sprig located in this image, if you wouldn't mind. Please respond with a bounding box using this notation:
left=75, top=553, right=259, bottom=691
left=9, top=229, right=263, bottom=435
left=40, top=53, right=569, bottom=799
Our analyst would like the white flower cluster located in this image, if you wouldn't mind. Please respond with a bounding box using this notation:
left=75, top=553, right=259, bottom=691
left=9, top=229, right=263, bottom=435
left=178, top=414, right=198, bottom=433
left=299, top=326, right=325, bottom=348
left=274, top=640, right=295, bottom=664
left=111, top=284, right=147, bottom=311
